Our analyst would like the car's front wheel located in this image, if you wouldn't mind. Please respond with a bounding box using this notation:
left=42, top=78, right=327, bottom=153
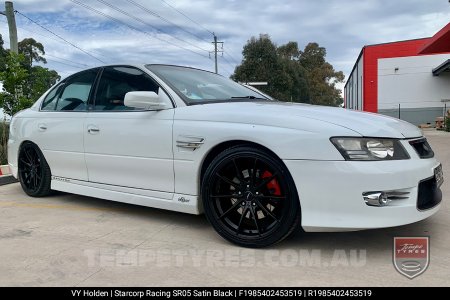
left=202, top=146, right=301, bottom=248
left=18, top=142, right=52, bottom=197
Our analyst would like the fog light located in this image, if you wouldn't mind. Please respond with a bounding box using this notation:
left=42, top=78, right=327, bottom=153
left=363, top=192, right=390, bottom=207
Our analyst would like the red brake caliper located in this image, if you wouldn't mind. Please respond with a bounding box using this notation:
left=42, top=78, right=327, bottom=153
left=261, top=170, right=281, bottom=196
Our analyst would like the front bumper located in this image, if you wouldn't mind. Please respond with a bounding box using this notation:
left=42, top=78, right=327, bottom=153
left=284, top=156, right=442, bottom=232
left=7, top=138, right=19, bottom=179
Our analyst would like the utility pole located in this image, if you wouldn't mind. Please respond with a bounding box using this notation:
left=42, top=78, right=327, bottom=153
left=211, top=33, right=223, bottom=74
left=0, top=1, right=18, bottom=53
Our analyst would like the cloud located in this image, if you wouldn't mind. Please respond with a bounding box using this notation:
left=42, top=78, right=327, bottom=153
left=0, top=0, right=448, bottom=84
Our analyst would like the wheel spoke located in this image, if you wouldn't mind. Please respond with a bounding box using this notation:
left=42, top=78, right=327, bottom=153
left=24, top=173, right=30, bottom=183
left=254, top=172, right=278, bottom=192
left=249, top=207, right=261, bottom=236
left=215, top=173, right=239, bottom=189
left=28, top=173, right=34, bottom=189
left=20, top=158, right=32, bottom=167
left=23, top=148, right=33, bottom=164
left=210, top=194, right=240, bottom=199
left=236, top=207, right=248, bottom=235
left=219, top=200, right=243, bottom=219
left=33, top=174, right=38, bottom=189
left=255, top=199, right=280, bottom=223
left=232, top=159, right=244, bottom=182
left=257, top=196, right=285, bottom=204
left=250, top=158, right=258, bottom=187
left=257, top=195, right=285, bottom=207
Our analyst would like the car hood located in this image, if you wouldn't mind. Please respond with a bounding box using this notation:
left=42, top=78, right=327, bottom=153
left=184, top=101, right=422, bottom=139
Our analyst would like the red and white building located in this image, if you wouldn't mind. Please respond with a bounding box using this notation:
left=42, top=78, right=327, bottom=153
left=344, top=22, right=450, bottom=125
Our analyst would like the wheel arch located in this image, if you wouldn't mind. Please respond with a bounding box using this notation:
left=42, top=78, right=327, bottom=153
left=18, top=140, right=41, bottom=155
left=17, top=140, right=49, bottom=167
left=198, top=140, right=299, bottom=199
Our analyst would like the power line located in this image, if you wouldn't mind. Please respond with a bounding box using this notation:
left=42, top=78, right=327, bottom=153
left=43, top=58, right=86, bottom=69
left=124, top=0, right=210, bottom=44
left=15, top=19, right=110, bottom=61
left=15, top=23, right=65, bottom=43
left=14, top=10, right=107, bottom=64
left=224, top=51, right=240, bottom=65
left=218, top=62, right=233, bottom=78
left=2, top=18, right=107, bottom=62
left=158, top=0, right=214, bottom=36
left=45, top=53, right=92, bottom=68
left=219, top=55, right=235, bottom=75
left=220, top=53, right=236, bottom=69
left=95, top=0, right=209, bottom=53
left=20, top=23, right=109, bottom=60
left=69, top=0, right=210, bottom=59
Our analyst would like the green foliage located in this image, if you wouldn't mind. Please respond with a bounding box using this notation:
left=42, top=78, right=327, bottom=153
left=300, top=43, right=345, bottom=106
left=0, top=35, right=60, bottom=117
left=232, top=35, right=344, bottom=106
left=23, top=66, right=60, bottom=102
left=0, top=121, right=8, bottom=165
left=0, top=52, right=32, bottom=117
left=446, top=116, right=450, bottom=132
left=18, top=38, right=47, bottom=67
left=0, top=35, right=8, bottom=72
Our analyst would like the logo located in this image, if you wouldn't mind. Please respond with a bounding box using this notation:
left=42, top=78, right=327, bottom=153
left=52, top=176, right=69, bottom=182
left=393, top=237, right=429, bottom=279
left=178, top=197, right=190, bottom=203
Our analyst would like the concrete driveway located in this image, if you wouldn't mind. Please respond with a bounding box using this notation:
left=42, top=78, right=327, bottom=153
left=0, top=130, right=449, bottom=286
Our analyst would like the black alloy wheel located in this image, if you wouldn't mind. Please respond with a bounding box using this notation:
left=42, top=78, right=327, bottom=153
left=202, top=146, right=301, bottom=248
left=18, top=142, right=52, bottom=197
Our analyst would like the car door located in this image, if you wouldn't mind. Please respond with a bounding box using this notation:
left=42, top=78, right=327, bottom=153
left=36, top=68, right=99, bottom=181
left=84, top=66, right=175, bottom=198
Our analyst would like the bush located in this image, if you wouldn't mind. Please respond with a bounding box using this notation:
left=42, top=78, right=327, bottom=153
left=446, top=116, right=450, bottom=132
left=0, top=122, right=9, bottom=165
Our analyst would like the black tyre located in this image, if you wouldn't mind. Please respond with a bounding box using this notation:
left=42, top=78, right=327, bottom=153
left=18, top=142, right=52, bottom=197
left=202, top=146, right=301, bottom=248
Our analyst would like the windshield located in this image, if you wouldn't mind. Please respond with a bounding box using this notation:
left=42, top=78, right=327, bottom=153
left=146, top=65, right=270, bottom=105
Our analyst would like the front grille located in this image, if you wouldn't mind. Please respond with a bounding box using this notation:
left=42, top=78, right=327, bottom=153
left=409, top=138, right=434, bottom=159
left=417, top=177, right=442, bottom=210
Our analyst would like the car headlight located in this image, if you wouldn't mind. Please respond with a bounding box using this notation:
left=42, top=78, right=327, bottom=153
left=330, top=137, right=410, bottom=161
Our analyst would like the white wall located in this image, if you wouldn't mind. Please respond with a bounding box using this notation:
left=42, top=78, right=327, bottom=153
left=378, top=54, right=450, bottom=110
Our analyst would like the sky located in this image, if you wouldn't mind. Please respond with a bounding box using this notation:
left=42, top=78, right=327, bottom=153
left=0, top=0, right=449, bottom=93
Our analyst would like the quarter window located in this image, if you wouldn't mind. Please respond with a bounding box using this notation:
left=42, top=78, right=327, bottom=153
left=93, top=66, right=160, bottom=111
left=41, top=82, right=65, bottom=111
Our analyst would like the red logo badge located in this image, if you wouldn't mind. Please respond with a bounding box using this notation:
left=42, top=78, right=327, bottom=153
left=393, top=237, right=429, bottom=279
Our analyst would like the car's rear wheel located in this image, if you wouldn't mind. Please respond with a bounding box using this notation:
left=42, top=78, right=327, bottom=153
left=18, top=142, right=52, bottom=197
left=202, top=146, right=301, bottom=248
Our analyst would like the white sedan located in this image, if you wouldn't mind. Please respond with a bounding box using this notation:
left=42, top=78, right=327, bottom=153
left=8, top=64, right=443, bottom=247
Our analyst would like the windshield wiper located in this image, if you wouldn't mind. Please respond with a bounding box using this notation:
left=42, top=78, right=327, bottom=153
left=230, top=96, right=266, bottom=100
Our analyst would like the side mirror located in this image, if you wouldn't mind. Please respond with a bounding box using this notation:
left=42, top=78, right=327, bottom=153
left=124, top=91, right=167, bottom=110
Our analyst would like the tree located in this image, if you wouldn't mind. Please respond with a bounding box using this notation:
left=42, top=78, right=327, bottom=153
left=0, top=35, right=60, bottom=117
left=18, top=38, right=47, bottom=68
left=26, top=66, right=60, bottom=101
left=300, top=43, right=344, bottom=106
left=232, top=34, right=309, bottom=102
left=0, top=35, right=9, bottom=72
left=0, top=52, right=32, bottom=117
left=232, top=36, right=344, bottom=106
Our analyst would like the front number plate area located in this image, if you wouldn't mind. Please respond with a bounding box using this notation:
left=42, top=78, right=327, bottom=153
left=435, top=164, right=444, bottom=188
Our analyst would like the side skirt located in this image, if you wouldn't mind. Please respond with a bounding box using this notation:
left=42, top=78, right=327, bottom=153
left=51, top=178, right=201, bottom=215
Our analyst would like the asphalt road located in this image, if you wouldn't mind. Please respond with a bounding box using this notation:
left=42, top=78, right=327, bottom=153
left=0, top=130, right=448, bottom=287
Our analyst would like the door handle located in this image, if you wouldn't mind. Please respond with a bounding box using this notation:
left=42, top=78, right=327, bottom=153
left=87, top=125, right=100, bottom=134
left=38, top=124, right=47, bottom=131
